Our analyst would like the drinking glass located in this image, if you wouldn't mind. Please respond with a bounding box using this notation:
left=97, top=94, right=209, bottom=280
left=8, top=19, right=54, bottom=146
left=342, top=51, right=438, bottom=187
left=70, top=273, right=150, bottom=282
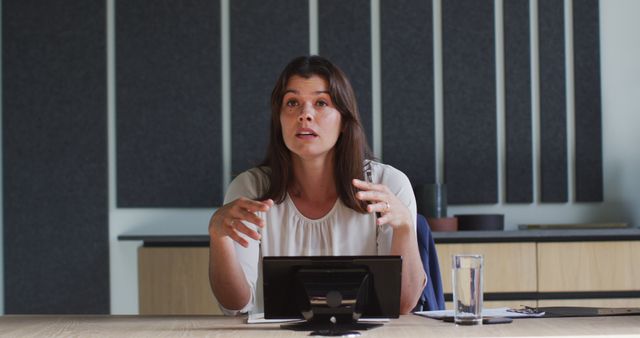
left=452, top=254, right=483, bottom=325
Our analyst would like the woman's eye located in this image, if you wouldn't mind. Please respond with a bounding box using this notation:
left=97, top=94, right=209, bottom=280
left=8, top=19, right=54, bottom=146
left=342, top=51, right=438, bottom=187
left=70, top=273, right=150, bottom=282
left=286, top=99, right=298, bottom=107
left=316, top=100, right=328, bottom=107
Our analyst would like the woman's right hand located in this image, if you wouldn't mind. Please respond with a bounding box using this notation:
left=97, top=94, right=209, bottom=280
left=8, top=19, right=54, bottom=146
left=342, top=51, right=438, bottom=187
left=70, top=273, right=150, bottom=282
left=208, top=197, right=274, bottom=248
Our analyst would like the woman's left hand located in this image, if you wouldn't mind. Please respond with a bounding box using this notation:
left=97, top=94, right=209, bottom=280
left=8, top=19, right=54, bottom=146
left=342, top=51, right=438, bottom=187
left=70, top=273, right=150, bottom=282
left=352, top=179, right=412, bottom=229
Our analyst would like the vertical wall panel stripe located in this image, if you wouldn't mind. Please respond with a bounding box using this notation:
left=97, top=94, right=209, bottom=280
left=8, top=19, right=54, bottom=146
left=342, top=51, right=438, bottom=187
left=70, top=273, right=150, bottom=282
left=309, top=0, right=319, bottom=55
left=495, top=0, right=505, bottom=204
left=573, top=0, right=602, bottom=202
left=116, top=0, right=222, bottom=207
left=530, top=0, right=541, bottom=204
left=380, top=0, right=435, bottom=187
left=0, top=0, right=4, bottom=315
left=565, top=0, right=576, bottom=204
left=443, top=0, right=497, bottom=204
left=3, top=0, right=109, bottom=313
left=504, top=0, right=533, bottom=203
left=434, top=0, right=444, bottom=185
left=230, top=0, right=308, bottom=176
left=221, top=0, right=232, bottom=189
left=371, top=0, right=382, bottom=158
left=319, top=0, right=373, bottom=144
left=538, top=0, right=567, bottom=202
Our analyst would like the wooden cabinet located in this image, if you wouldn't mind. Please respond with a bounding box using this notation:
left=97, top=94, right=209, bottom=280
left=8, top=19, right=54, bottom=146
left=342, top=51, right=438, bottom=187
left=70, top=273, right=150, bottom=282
left=136, top=239, right=640, bottom=314
left=138, top=247, right=221, bottom=315
left=436, top=243, right=537, bottom=293
left=537, top=241, right=640, bottom=292
left=436, top=241, right=640, bottom=309
left=436, top=243, right=538, bottom=310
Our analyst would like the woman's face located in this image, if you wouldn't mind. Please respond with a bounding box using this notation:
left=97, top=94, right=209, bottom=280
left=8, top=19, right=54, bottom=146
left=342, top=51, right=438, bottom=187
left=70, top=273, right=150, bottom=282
left=280, top=75, right=342, bottom=162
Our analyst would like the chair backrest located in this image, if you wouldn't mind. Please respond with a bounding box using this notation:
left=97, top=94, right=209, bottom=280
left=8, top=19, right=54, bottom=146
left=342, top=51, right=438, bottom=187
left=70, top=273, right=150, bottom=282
left=414, top=214, right=445, bottom=311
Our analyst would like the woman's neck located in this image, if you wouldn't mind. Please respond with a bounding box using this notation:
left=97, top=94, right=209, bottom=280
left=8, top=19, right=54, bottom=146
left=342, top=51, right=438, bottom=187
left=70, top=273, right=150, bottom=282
left=290, top=154, right=337, bottom=203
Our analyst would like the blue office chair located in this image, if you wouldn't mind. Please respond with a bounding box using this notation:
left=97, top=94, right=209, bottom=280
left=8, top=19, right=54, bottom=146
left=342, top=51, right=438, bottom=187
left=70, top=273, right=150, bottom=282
left=414, top=214, right=445, bottom=311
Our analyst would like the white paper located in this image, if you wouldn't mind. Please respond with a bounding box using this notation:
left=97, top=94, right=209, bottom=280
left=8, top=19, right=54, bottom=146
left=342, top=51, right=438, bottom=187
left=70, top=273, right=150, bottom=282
left=247, top=312, right=302, bottom=324
left=414, top=307, right=545, bottom=319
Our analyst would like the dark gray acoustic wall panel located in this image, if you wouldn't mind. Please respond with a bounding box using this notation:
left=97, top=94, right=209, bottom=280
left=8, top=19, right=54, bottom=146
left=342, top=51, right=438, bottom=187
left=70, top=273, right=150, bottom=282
left=538, top=0, right=567, bottom=202
left=319, top=0, right=373, bottom=143
left=381, top=0, right=434, bottom=187
left=504, top=0, right=532, bottom=203
left=443, top=0, right=497, bottom=204
left=117, top=0, right=221, bottom=206
left=231, top=0, right=308, bottom=175
left=573, top=0, right=602, bottom=202
left=3, top=0, right=109, bottom=313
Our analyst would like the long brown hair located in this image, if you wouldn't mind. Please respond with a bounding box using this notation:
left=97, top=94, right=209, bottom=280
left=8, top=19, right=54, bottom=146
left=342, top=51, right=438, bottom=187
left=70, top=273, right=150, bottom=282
left=258, top=55, right=372, bottom=213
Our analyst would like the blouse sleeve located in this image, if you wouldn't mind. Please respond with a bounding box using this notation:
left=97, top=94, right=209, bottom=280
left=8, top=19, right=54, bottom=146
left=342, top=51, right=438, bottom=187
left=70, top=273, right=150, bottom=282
left=217, top=169, right=267, bottom=315
left=375, top=163, right=418, bottom=255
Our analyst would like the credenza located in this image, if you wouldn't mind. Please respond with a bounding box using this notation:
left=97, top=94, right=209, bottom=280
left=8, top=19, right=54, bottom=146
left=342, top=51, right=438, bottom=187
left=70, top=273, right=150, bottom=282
left=120, top=227, right=640, bottom=314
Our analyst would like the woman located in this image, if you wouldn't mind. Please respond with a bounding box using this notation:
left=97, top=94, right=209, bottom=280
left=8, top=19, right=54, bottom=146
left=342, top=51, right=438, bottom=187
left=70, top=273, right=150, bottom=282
left=208, top=55, right=426, bottom=315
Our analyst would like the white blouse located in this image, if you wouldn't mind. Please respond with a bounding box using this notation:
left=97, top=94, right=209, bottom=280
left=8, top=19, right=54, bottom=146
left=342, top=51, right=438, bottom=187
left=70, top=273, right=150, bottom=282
left=220, top=161, right=417, bottom=315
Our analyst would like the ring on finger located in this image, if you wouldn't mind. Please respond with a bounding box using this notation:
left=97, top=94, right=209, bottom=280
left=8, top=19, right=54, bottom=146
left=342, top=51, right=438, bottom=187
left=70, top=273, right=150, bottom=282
left=384, top=201, right=390, bottom=213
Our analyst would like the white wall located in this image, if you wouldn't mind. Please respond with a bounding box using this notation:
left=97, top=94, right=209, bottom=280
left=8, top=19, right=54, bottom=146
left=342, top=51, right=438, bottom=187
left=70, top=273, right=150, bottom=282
left=109, top=210, right=214, bottom=314
left=599, top=0, right=640, bottom=227
left=1, top=0, right=638, bottom=315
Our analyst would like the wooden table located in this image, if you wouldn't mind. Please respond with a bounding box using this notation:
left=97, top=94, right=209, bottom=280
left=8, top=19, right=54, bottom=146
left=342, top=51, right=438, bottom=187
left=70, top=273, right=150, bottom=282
left=1, top=314, right=639, bottom=337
